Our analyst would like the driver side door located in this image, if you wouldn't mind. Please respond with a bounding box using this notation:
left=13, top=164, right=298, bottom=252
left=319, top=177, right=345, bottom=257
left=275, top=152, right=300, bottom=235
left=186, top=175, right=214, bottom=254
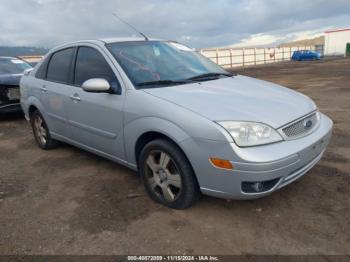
left=67, top=45, right=126, bottom=159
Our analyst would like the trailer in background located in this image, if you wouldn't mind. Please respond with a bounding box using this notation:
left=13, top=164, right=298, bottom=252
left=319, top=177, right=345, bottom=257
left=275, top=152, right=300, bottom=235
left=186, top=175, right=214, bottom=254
left=18, top=55, right=43, bottom=67
left=324, top=28, right=350, bottom=56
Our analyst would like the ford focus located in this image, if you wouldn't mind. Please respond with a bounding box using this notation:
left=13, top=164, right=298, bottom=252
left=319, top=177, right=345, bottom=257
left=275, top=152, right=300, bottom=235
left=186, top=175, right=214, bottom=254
left=20, top=39, right=333, bottom=209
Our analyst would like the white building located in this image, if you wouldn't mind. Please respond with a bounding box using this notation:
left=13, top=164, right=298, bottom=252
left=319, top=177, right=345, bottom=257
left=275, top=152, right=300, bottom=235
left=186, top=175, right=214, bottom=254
left=324, top=28, right=350, bottom=56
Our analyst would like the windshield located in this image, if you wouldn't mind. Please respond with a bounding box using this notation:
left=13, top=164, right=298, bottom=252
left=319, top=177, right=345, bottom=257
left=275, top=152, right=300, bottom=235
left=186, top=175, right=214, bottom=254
left=106, top=41, right=230, bottom=88
left=0, top=58, right=32, bottom=75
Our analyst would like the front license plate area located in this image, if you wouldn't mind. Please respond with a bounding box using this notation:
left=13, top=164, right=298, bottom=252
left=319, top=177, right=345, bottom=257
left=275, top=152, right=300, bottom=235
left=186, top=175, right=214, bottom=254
left=7, top=88, right=20, bottom=100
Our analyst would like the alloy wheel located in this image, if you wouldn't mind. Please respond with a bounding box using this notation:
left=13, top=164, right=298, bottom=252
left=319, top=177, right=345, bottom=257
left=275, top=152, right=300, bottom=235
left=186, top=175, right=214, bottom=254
left=34, top=114, right=47, bottom=146
left=145, top=150, right=182, bottom=203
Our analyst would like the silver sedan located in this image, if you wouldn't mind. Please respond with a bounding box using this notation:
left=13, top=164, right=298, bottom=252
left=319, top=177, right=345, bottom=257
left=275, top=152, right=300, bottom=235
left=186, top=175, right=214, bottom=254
left=20, top=38, right=333, bottom=209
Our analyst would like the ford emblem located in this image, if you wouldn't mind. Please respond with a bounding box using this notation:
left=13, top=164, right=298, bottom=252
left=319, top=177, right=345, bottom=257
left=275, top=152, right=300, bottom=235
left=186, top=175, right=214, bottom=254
left=303, top=119, right=313, bottom=129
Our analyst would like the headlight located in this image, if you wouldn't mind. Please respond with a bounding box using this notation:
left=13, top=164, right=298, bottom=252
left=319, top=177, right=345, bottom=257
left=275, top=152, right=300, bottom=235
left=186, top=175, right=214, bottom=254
left=217, top=121, right=283, bottom=147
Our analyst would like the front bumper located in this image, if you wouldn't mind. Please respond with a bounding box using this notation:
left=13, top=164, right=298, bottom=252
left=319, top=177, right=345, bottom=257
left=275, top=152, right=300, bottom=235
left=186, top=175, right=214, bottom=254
left=0, top=102, right=22, bottom=114
left=180, top=113, right=333, bottom=200
left=0, top=86, right=22, bottom=114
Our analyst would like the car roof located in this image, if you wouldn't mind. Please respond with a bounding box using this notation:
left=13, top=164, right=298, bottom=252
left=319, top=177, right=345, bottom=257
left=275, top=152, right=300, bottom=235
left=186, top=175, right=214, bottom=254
left=99, top=37, right=161, bottom=43
left=47, top=37, right=165, bottom=55
left=49, top=37, right=166, bottom=53
left=59, top=37, right=162, bottom=46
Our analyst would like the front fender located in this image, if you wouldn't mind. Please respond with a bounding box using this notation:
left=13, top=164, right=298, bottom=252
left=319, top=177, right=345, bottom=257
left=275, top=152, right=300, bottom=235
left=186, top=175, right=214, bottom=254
left=124, top=117, right=191, bottom=166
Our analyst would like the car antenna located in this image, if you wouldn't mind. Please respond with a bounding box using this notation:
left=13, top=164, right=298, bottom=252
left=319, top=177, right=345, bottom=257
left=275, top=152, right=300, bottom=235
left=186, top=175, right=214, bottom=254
left=112, top=12, right=149, bottom=41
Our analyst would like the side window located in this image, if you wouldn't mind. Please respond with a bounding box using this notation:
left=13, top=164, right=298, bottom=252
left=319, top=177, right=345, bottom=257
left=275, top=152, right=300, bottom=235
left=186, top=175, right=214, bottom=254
left=74, top=46, right=119, bottom=87
left=35, top=56, right=50, bottom=79
left=46, top=48, right=74, bottom=84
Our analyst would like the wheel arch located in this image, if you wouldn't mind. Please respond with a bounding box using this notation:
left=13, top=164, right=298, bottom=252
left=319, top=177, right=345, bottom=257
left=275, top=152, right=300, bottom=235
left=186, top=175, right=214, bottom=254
left=135, top=131, right=184, bottom=168
left=134, top=130, right=201, bottom=192
left=124, top=117, right=191, bottom=167
left=28, top=105, right=39, bottom=118
left=25, top=96, right=45, bottom=119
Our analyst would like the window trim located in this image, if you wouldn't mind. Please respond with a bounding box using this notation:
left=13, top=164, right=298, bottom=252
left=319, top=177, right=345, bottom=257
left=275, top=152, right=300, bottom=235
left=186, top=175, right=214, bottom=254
left=35, top=43, right=124, bottom=94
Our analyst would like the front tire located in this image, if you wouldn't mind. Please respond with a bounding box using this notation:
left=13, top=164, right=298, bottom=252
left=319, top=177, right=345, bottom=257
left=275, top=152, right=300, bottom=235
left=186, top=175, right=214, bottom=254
left=30, top=110, right=59, bottom=150
left=139, top=139, right=200, bottom=209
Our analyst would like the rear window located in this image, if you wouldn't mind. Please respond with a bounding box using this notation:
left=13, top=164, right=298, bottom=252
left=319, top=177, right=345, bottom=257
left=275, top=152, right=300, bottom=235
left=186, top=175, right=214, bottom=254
left=46, top=48, right=74, bottom=84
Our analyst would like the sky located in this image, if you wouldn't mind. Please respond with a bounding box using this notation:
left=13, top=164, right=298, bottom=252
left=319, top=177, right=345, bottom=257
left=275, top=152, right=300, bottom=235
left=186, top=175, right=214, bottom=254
left=0, top=0, right=349, bottom=48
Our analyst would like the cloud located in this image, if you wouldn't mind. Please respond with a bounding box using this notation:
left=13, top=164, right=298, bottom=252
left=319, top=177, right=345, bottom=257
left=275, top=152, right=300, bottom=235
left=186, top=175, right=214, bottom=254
left=231, top=34, right=281, bottom=47
left=0, top=0, right=349, bottom=48
left=231, top=28, right=328, bottom=48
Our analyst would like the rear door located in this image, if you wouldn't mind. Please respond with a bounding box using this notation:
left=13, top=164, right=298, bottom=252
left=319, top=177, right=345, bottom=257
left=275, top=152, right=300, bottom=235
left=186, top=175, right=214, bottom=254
left=39, top=47, right=75, bottom=139
left=66, top=45, right=125, bottom=158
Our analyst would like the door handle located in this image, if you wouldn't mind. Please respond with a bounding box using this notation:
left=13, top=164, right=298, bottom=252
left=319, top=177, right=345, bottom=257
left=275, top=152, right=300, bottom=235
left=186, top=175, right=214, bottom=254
left=40, top=85, right=47, bottom=92
left=70, top=94, right=81, bottom=102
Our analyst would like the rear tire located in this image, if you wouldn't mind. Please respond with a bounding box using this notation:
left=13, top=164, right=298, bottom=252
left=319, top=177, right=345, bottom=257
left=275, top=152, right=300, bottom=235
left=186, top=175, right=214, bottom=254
left=30, top=110, right=59, bottom=150
left=139, top=139, right=200, bottom=209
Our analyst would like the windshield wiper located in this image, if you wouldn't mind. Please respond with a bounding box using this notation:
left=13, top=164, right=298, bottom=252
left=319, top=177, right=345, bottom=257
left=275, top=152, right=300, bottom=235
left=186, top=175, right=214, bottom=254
left=136, top=73, right=233, bottom=88
left=187, top=72, right=233, bottom=81
left=136, top=79, right=191, bottom=88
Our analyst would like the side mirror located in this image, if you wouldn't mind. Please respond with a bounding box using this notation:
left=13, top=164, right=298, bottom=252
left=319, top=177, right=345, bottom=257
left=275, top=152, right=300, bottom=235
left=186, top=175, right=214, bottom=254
left=24, top=68, right=33, bottom=76
left=111, top=82, right=122, bottom=95
left=82, top=78, right=111, bottom=93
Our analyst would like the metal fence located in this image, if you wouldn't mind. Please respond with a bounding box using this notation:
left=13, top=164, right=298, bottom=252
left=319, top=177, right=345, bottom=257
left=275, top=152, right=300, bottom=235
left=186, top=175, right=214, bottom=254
left=200, top=45, right=323, bottom=68
left=17, top=45, right=326, bottom=69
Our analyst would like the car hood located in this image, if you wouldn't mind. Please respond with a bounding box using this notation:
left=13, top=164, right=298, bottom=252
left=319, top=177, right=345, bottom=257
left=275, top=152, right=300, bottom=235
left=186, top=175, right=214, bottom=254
left=143, top=75, right=317, bottom=128
left=0, top=73, right=22, bottom=86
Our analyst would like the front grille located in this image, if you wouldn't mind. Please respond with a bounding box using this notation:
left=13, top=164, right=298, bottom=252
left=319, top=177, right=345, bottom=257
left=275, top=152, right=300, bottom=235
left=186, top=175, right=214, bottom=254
left=282, top=112, right=319, bottom=139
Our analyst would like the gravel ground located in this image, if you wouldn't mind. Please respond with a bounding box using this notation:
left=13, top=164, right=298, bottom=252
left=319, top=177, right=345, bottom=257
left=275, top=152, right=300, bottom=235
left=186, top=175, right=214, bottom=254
left=0, top=58, right=349, bottom=255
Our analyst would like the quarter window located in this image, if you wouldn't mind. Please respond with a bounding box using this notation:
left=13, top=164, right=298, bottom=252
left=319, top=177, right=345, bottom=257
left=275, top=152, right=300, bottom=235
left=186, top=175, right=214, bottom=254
left=35, top=56, right=49, bottom=79
left=46, top=48, right=74, bottom=84
left=74, top=47, right=118, bottom=87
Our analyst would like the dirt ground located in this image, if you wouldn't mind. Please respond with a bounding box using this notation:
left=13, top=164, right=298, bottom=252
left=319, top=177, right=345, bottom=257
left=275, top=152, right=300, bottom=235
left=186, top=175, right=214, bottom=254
left=0, top=58, right=349, bottom=255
